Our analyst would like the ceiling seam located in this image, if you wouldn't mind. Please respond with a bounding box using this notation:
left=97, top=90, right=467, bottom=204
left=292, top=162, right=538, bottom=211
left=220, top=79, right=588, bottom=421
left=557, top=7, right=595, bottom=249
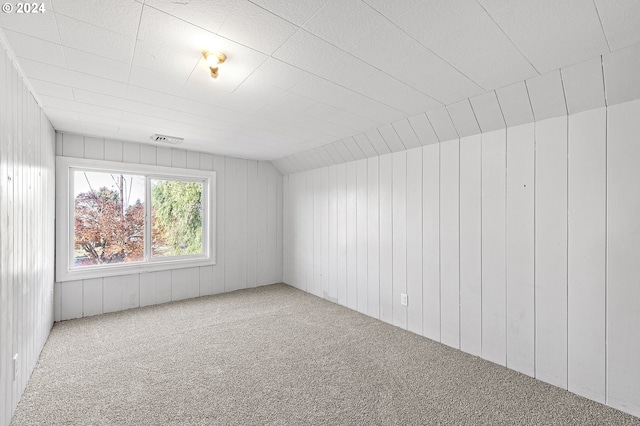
left=474, top=0, right=541, bottom=75
left=592, top=0, right=612, bottom=53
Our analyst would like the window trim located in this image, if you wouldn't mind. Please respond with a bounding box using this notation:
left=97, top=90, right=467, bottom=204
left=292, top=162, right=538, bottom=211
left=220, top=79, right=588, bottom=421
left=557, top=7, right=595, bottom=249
left=56, top=156, right=216, bottom=282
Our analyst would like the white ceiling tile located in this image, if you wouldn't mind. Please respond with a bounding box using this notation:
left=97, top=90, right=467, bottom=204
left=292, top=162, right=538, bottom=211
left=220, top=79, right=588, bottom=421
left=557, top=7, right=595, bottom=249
left=273, top=30, right=344, bottom=74
left=377, top=124, right=405, bottom=153
left=314, top=146, right=335, bottom=166
left=68, top=71, right=128, bottom=98
left=3, top=30, right=65, bottom=67
left=52, top=0, right=142, bottom=37
left=561, top=56, right=605, bottom=115
left=293, top=152, right=312, bottom=171
left=309, top=148, right=329, bottom=168
left=447, top=99, right=480, bottom=138
left=526, top=70, right=567, bottom=121
left=334, top=140, right=355, bottom=162
left=126, top=85, right=176, bottom=107
left=392, top=119, right=421, bottom=149
left=56, top=14, right=135, bottom=63
left=364, top=128, right=390, bottom=155
left=64, top=47, right=130, bottom=82
left=316, top=53, right=377, bottom=88
left=390, top=46, right=484, bottom=105
left=469, top=91, right=505, bottom=133
left=259, top=104, right=353, bottom=138
left=603, top=43, right=640, bottom=106
left=0, top=0, right=59, bottom=42
left=495, top=81, right=534, bottom=127
left=489, top=0, right=609, bottom=73
left=29, top=79, right=74, bottom=100
left=218, top=1, right=298, bottom=54
left=143, top=0, right=235, bottom=34
left=353, top=133, right=377, bottom=158
left=363, top=0, right=421, bottom=20
left=456, top=44, right=538, bottom=91
left=291, top=76, right=405, bottom=124
left=426, top=107, right=458, bottom=142
left=349, top=19, right=419, bottom=73
left=304, top=103, right=378, bottom=132
left=408, top=113, right=439, bottom=146
left=43, top=106, right=80, bottom=121
left=249, top=0, right=328, bottom=26
left=594, top=0, right=640, bottom=51
left=396, top=0, right=488, bottom=44
left=39, top=94, right=123, bottom=120
left=344, top=137, right=366, bottom=160
left=128, top=67, right=186, bottom=96
left=303, top=0, right=387, bottom=52
left=300, top=150, right=319, bottom=170
left=18, top=58, right=70, bottom=86
left=269, top=92, right=316, bottom=112
left=352, top=71, right=442, bottom=115
left=476, top=0, right=518, bottom=15
left=73, top=88, right=125, bottom=112
left=247, top=58, right=310, bottom=90
left=325, top=143, right=345, bottom=163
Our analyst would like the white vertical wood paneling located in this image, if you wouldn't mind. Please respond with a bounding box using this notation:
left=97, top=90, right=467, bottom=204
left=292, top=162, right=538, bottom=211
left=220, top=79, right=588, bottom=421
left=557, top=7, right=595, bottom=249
left=82, top=278, right=103, bottom=317
left=481, top=129, right=507, bottom=366
left=440, top=139, right=460, bottom=348
left=606, top=99, right=640, bottom=418
left=139, top=143, right=156, bottom=165
left=121, top=273, right=140, bottom=309
left=246, top=160, right=258, bottom=288
left=379, top=154, right=393, bottom=324
left=225, top=158, right=248, bottom=292
left=212, top=155, right=226, bottom=294
left=155, top=270, right=172, bottom=305
left=199, top=266, right=215, bottom=296
left=102, top=275, right=122, bottom=313
left=459, top=134, right=482, bottom=357
left=312, top=169, right=323, bottom=297
left=1, top=44, right=54, bottom=426
left=356, top=159, right=368, bottom=314
left=305, top=170, right=314, bottom=293
left=406, top=147, right=423, bottom=335
left=61, top=280, right=83, bottom=321
left=392, top=151, right=407, bottom=329
left=122, top=142, right=140, bottom=163
left=327, top=166, right=338, bottom=302
left=139, top=272, right=156, bottom=307
left=535, top=116, right=568, bottom=389
left=422, top=144, right=440, bottom=341
left=104, top=139, right=123, bottom=162
left=257, top=162, right=269, bottom=287
left=346, top=162, right=357, bottom=310
left=172, top=268, right=198, bottom=301
left=568, top=108, right=606, bottom=403
left=506, top=123, right=535, bottom=377
left=282, top=175, right=292, bottom=285
left=318, top=167, right=329, bottom=298
left=336, top=165, right=347, bottom=305
left=367, top=157, right=380, bottom=318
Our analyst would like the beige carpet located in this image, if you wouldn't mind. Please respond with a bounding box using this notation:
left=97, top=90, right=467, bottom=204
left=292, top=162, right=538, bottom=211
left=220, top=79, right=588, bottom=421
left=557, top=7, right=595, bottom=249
left=11, top=283, right=640, bottom=425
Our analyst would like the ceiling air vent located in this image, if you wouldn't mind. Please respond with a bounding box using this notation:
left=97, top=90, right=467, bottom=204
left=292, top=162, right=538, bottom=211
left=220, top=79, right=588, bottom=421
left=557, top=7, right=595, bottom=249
left=150, top=134, right=183, bottom=145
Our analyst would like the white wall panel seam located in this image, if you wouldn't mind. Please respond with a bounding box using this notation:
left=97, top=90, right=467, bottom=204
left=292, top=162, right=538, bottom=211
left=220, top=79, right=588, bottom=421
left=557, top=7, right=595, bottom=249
left=604, top=104, right=608, bottom=403
left=601, top=56, right=608, bottom=107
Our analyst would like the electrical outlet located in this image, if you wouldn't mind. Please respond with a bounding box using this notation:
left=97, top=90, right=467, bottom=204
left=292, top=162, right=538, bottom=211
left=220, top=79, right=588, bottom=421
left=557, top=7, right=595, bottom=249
left=401, top=293, right=408, bottom=306
left=13, top=354, right=18, bottom=381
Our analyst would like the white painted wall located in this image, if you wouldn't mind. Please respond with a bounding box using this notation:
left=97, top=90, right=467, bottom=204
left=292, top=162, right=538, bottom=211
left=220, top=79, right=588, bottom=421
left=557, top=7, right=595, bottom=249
left=282, top=99, right=640, bottom=418
left=0, top=46, right=56, bottom=426
left=55, top=132, right=283, bottom=321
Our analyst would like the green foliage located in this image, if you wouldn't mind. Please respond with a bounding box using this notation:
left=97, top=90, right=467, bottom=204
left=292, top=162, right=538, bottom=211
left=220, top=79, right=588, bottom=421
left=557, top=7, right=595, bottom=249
left=151, top=180, right=203, bottom=256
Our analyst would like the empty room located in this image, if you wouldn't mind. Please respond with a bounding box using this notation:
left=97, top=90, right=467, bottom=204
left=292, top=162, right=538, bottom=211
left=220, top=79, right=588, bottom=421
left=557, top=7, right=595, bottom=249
left=1, top=0, right=640, bottom=424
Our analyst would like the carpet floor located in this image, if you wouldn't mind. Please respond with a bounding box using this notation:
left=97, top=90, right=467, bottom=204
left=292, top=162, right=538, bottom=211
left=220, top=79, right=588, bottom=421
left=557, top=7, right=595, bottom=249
left=10, top=283, right=640, bottom=425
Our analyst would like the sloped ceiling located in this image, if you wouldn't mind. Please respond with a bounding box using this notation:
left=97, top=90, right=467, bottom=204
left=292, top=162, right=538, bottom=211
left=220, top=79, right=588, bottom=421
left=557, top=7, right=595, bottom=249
left=0, top=0, right=639, bottom=162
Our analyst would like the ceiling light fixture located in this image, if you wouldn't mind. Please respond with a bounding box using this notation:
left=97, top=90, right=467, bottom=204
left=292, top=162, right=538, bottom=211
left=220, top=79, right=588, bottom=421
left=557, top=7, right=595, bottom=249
left=202, top=50, right=227, bottom=80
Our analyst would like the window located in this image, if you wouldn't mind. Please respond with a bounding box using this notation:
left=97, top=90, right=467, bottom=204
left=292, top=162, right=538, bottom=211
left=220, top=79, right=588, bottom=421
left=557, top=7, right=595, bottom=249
left=56, top=157, right=216, bottom=282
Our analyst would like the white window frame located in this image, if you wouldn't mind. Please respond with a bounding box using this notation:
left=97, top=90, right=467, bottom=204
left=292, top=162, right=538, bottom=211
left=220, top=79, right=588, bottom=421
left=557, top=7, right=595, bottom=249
left=56, top=157, right=216, bottom=282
